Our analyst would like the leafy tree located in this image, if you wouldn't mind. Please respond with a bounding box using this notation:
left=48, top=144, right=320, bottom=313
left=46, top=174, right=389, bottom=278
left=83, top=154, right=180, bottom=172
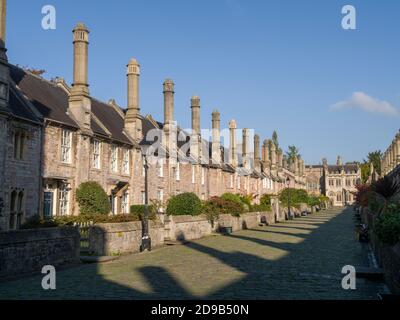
left=286, top=145, right=300, bottom=163
left=367, top=151, right=382, bottom=176
left=360, top=163, right=371, bottom=183
left=272, top=131, right=279, bottom=149
left=76, top=181, right=111, bottom=216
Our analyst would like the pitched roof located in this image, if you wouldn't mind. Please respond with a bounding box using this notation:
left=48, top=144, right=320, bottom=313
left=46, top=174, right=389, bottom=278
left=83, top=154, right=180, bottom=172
left=9, top=65, right=133, bottom=145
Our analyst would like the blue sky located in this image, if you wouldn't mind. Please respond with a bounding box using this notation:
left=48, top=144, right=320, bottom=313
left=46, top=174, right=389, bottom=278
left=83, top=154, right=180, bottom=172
left=7, top=0, right=400, bottom=164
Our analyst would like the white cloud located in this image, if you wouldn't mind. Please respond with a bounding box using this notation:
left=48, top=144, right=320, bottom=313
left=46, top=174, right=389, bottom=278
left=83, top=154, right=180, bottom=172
left=330, top=92, right=400, bottom=117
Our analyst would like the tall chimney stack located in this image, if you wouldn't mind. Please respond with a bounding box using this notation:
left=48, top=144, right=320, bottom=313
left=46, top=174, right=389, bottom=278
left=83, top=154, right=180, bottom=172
left=0, top=0, right=6, bottom=52
left=229, top=120, right=238, bottom=167
left=212, top=110, right=221, bottom=164
left=254, top=134, right=261, bottom=172
left=68, top=23, right=92, bottom=133
left=242, top=129, right=250, bottom=169
left=270, top=141, right=277, bottom=171
left=125, top=58, right=142, bottom=141
left=163, top=79, right=176, bottom=152
left=262, top=140, right=271, bottom=167
left=191, top=96, right=201, bottom=160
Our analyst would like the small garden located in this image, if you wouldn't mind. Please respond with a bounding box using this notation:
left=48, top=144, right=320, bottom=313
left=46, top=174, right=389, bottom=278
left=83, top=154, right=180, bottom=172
left=278, top=188, right=329, bottom=210
left=355, top=175, right=400, bottom=246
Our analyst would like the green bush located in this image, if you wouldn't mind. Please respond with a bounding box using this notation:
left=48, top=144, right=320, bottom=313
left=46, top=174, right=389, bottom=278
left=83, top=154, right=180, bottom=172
left=259, top=194, right=273, bottom=211
left=279, top=189, right=309, bottom=207
left=221, top=193, right=249, bottom=212
left=76, top=181, right=111, bottom=216
left=130, top=205, right=156, bottom=220
left=201, top=201, right=220, bottom=227
left=206, top=196, right=243, bottom=217
left=166, top=193, right=202, bottom=216
left=374, top=212, right=400, bottom=245
left=307, top=196, right=321, bottom=207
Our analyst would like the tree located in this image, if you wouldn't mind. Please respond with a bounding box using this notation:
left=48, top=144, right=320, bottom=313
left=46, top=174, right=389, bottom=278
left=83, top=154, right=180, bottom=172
left=272, top=131, right=279, bottom=149
left=360, top=163, right=371, bottom=183
left=367, top=151, right=382, bottom=176
left=286, top=145, right=300, bottom=163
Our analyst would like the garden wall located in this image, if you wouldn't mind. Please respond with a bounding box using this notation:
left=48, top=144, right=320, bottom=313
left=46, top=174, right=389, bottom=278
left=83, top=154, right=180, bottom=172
left=164, top=215, right=212, bottom=241
left=0, top=227, right=80, bottom=279
left=89, top=221, right=164, bottom=256
left=361, top=208, right=400, bottom=295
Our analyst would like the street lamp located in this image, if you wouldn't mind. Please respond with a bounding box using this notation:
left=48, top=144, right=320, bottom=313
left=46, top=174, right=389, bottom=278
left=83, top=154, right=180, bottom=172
left=140, top=143, right=152, bottom=252
left=286, top=177, right=293, bottom=220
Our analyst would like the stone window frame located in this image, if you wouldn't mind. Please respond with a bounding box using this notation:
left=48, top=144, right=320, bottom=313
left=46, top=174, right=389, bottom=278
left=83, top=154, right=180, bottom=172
left=191, top=166, right=196, bottom=184
left=157, top=189, right=164, bottom=202
left=0, top=81, right=9, bottom=101
left=110, top=145, right=119, bottom=173
left=237, top=175, right=241, bottom=190
left=58, top=183, right=71, bottom=216
left=201, top=167, right=205, bottom=186
left=157, top=160, right=164, bottom=178
left=121, top=191, right=129, bottom=214
left=61, top=129, right=72, bottom=164
left=122, top=148, right=130, bottom=175
left=175, top=162, right=181, bottom=181
left=92, top=139, right=101, bottom=170
left=8, top=189, right=25, bottom=230
left=13, top=130, right=27, bottom=161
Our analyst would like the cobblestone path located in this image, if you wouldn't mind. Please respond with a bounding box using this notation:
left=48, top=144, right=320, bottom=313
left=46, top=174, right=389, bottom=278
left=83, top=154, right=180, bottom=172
left=0, top=207, right=385, bottom=300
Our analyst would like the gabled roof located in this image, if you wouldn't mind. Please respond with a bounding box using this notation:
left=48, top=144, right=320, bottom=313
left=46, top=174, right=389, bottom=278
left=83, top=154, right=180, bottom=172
left=8, top=84, right=41, bottom=124
left=9, top=65, right=133, bottom=145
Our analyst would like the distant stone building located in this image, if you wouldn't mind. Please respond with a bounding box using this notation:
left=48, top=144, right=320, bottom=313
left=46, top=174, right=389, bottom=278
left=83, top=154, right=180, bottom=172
left=0, top=1, right=307, bottom=230
left=305, top=156, right=361, bottom=206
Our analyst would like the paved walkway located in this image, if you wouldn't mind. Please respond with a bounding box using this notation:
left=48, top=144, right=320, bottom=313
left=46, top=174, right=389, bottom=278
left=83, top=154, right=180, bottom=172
left=0, top=208, right=385, bottom=300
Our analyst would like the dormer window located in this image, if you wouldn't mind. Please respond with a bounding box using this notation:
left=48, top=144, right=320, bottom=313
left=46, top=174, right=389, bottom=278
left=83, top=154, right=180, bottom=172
left=0, top=81, right=8, bottom=101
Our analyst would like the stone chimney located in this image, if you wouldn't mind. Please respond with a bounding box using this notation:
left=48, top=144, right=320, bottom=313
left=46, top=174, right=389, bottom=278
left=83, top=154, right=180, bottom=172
left=277, top=149, right=283, bottom=168
left=322, top=158, right=328, bottom=168
left=191, top=96, right=201, bottom=160
left=0, top=0, right=9, bottom=112
left=125, top=58, right=142, bottom=141
left=337, top=155, right=343, bottom=166
left=270, top=141, right=277, bottom=170
left=262, top=140, right=270, bottom=167
left=163, top=79, right=176, bottom=151
left=68, top=23, right=92, bottom=134
left=242, top=129, right=250, bottom=169
left=254, top=134, right=261, bottom=172
left=0, top=0, right=6, bottom=54
left=212, top=110, right=221, bottom=164
left=229, top=120, right=238, bottom=166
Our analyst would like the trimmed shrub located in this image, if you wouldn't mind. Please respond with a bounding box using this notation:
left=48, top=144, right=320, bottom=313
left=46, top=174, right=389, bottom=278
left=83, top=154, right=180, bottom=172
left=206, top=196, right=243, bottom=217
left=166, top=193, right=202, bottom=216
left=374, top=211, right=400, bottom=246
left=307, top=196, right=321, bottom=207
left=259, top=194, right=273, bottom=211
left=76, top=181, right=111, bottom=215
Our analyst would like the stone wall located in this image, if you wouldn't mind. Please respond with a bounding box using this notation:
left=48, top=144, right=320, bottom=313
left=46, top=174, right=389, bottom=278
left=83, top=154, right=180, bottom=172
left=0, top=227, right=80, bottom=279
left=361, top=208, right=400, bottom=295
left=89, top=220, right=164, bottom=256
left=164, top=214, right=212, bottom=241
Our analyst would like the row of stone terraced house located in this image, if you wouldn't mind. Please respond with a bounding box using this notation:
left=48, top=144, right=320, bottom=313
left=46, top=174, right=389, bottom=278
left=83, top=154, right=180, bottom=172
left=0, top=4, right=307, bottom=232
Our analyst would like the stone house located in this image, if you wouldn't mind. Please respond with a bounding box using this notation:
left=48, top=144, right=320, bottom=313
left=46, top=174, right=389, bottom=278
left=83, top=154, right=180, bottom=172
left=0, top=0, right=307, bottom=225
left=0, top=0, right=43, bottom=231
left=305, top=156, right=362, bottom=206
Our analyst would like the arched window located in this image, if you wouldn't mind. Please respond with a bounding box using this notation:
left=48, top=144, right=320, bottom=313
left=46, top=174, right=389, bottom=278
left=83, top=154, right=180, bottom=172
left=9, top=190, right=17, bottom=230
left=17, top=191, right=24, bottom=229
left=337, top=193, right=342, bottom=202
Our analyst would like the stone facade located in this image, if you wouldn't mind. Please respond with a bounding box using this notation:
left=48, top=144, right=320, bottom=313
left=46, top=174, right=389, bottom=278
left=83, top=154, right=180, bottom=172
left=305, top=156, right=361, bottom=206
left=0, top=3, right=309, bottom=229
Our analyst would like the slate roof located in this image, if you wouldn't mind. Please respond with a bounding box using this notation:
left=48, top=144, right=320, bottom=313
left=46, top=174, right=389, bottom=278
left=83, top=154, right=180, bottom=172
left=328, top=163, right=359, bottom=174
left=10, top=64, right=132, bottom=145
